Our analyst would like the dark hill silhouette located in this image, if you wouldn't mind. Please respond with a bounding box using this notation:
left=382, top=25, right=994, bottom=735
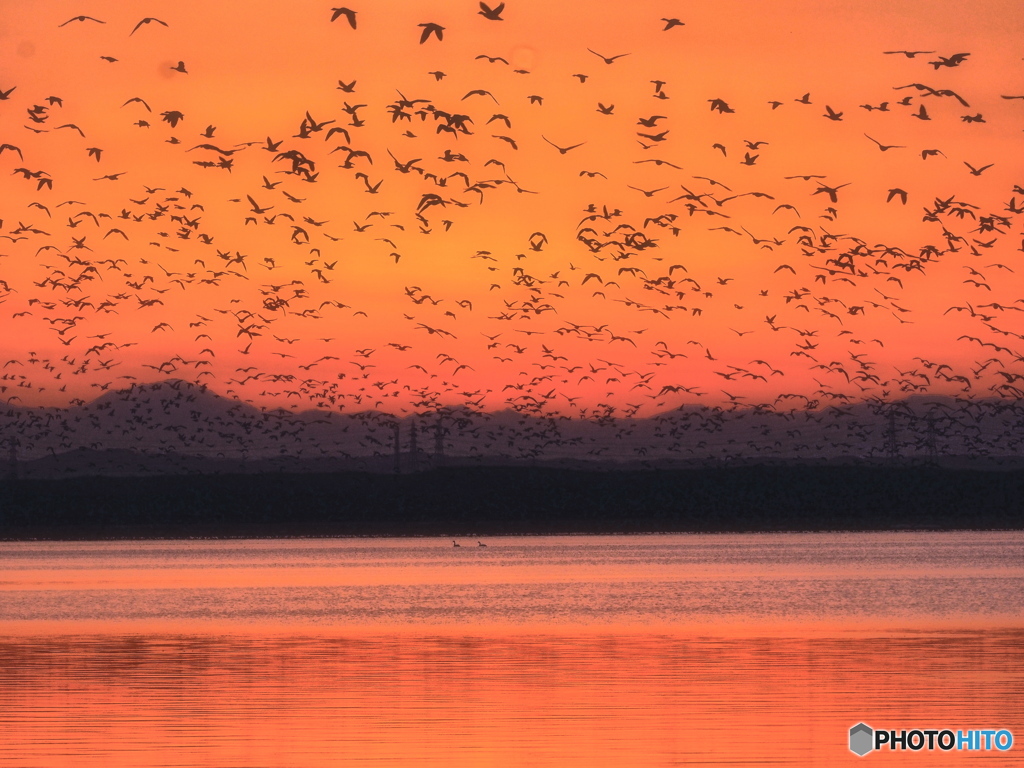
left=2, top=382, right=1021, bottom=539
left=0, top=381, right=1022, bottom=478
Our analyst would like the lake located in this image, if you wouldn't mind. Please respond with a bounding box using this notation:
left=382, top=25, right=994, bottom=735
left=1, top=532, right=1022, bottom=766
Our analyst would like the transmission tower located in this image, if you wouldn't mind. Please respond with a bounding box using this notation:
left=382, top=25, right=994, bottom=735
left=433, top=418, right=445, bottom=467
left=885, top=410, right=899, bottom=461
left=408, top=416, right=418, bottom=472
left=6, top=440, right=18, bottom=481
left=925, top=415, right=938, bottom=462
left=392, top=422, right=401, bottom=474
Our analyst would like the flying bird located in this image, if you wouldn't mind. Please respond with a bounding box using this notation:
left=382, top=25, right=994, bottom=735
left=478, top=2, right=505, bottom=20
left=542, top=136, right=585, bottom=154
left=963, top=162, right=993, bottom=176
left=588, top=49, right=630, bottom=64
left=883, top=50, right=934, bottom=57
left=813, top=182, right=850, bottom=202
left=59, top=15, right=105, bottom=26
left=130, top=17, right=169, bottom=35
left=886, top=188, right=908, bottom=204
left=864, top=134, right=904, bottom=151
left=418, top=23, right=445, bottom=43
left=330, top=7, right=357, bottom=28
left=930, top=52, right=970, bottom=69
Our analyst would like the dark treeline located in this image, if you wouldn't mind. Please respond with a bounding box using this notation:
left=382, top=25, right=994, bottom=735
left=1, top=467, right=1021, bottom=539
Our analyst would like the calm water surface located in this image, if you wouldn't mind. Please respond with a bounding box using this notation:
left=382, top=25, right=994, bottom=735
left=1, top=532, right=1022, bottom=766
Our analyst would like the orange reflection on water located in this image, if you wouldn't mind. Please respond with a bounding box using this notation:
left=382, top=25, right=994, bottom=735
left=2, top=631, right=1022, bottom=767
left=1, top=533, right=1022, bottom=765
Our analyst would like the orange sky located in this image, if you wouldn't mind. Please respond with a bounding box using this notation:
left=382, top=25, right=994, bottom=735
left=0, top=0, right=1022, bottom=416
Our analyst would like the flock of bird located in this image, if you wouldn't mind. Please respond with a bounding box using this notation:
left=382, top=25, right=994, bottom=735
left=0, top=4, right=1022, bottom=467
left=5, top=380, right=1024, bottom=474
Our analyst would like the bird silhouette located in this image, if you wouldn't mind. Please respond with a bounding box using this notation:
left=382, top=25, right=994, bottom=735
left=478, top=2, right=505, bottom=20
left=864, top=134, right=904, bottom=151
left=330, top=7, right=357, bottom=28
left=59, top=15, right=105, bottom=26
left=963, top=162, right=993, bottom=176
left=130, top=17, right=168, bottom=35
left=542, top=136, right=585, bottom=154
left=418, top=23, right=444, bottom=43
left=588, top=49, right=630, bottom=64
left=883, top=50, right=934, bottom=57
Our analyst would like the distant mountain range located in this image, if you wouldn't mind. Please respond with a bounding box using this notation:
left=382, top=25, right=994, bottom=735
left=1, top=380, right=1022, bottom=477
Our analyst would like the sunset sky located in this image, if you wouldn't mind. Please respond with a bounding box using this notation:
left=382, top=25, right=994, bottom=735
left=1, top=0, right=1022, bottom=417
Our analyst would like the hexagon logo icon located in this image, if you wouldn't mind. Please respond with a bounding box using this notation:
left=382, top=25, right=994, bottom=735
left=850, top=723, right=874, bottom=756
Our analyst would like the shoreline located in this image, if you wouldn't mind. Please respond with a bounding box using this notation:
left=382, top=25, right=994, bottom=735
left=1, top=466, right=1021, bottom=540
left=2, top=619, right=1022, bottom=638
left=3, top=525, right=1023, bottom=543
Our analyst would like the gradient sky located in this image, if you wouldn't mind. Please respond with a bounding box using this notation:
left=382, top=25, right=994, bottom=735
left=0, top=0, right=1022, bottom=417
